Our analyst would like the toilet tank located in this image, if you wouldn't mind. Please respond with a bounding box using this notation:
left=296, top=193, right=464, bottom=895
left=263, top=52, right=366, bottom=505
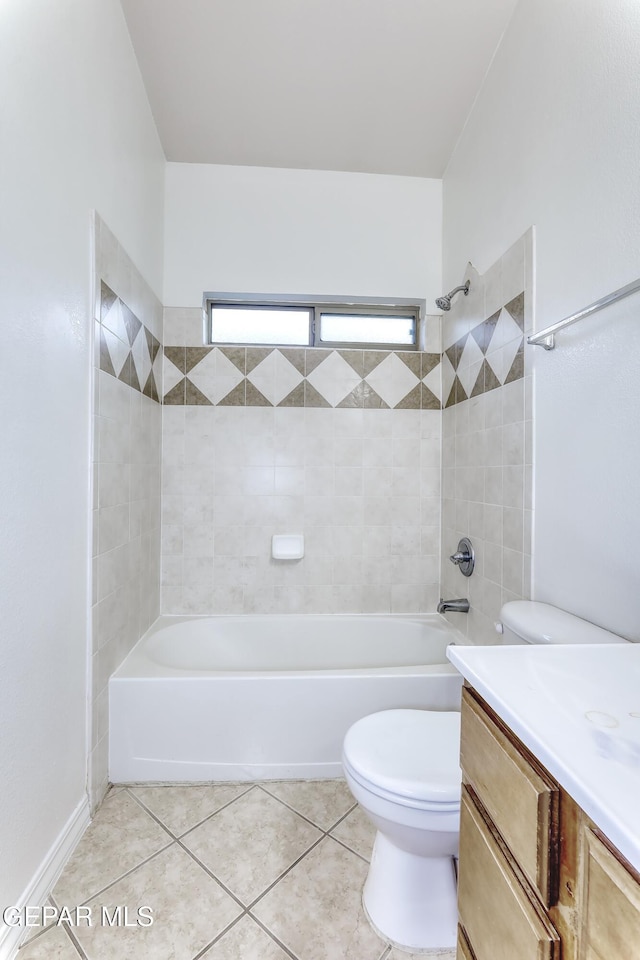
left=497, top=600, right=627, bottom=645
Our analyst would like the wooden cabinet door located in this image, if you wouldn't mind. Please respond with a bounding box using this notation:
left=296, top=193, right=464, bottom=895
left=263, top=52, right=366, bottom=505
left=461, top=687, right=559, bottom=904
left=458, top=788, right=560, bottom=960
left=580, top=827, right=640, bottom=960
left=457, top=925, right=476, bottom=960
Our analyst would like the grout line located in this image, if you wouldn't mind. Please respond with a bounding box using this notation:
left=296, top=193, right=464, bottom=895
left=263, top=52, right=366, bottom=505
left=249, top=914, right=302, bottom=960
left=325, top=801, right=359, bottom=831
left=16, top=922, right=52, bottom=950
left=77, top=840, right=175, bottom=907
left=126, top=782, right=254, bottom=844
left=18, top=905, right=87, bottom=960
left=254, top=784, right=334, bottom=833
left=246, top=834, right=326, bottom=911
left=325, top=832, right=371, bottom=865
left=189, top=912, right=248, bottom=960
left=59, top=786, right=176, bottom=906
left=126, top=788, right=181, bottom=842
left=101, top=786, right=120, bottom=803
left=175, top=784, right=257, bottom=842
left=174, top=839, right=248, bottom=911
left=248, top=788, right=372, bottom=873
left=172, top=790, right=365, bottom=914
left=63, top=924, right=89, bottom=960
left=259, top=794, right=371, bottom=865
left=257, top=783, right=357, bottom=834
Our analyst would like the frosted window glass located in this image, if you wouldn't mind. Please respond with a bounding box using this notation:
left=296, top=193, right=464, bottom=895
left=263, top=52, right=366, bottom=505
left=319, top=313, right=415, bottom=345
left=210, top=307, right=310, bottom=345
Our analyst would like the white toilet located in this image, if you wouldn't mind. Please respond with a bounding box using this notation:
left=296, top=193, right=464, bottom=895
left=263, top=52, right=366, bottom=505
left=342, top=600, right=627, bottom=953
left=343, top=709, right=461, bottom=951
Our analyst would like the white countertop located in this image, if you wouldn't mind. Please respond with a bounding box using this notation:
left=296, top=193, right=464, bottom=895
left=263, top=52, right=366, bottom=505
left=447, top=642, right=640, bottom=872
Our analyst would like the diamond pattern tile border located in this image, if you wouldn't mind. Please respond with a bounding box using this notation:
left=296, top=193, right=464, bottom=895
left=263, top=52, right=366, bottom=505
left=99, top=288, right=525, bottom=412
left=443, top=291, right=526, bottom=408
left=98, top=281, right=161, bottom=403
left=163, top=345, right=442, bottom=410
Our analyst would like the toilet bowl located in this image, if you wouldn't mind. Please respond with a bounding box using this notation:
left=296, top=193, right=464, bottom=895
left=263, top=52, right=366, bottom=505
left=342, top=709, right=462, bottom=952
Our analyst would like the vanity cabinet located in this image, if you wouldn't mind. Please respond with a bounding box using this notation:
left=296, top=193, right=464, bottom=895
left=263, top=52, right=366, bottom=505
left=579, top=827, right=640, bottom=960
left=457, top=685, right=640, bottom=960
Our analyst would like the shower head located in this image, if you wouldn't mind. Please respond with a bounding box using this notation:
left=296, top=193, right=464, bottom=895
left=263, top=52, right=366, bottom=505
left=435, top=280, right=470, bottom=312
left=435, top=295, right=452, bottom=311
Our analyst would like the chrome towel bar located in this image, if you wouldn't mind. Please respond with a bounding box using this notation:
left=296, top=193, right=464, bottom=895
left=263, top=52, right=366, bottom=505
left=527, top=276, right=640, bottom=350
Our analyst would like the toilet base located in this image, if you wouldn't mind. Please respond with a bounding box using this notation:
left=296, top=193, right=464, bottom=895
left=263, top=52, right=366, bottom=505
left=363, top=831, right=458, bottom=952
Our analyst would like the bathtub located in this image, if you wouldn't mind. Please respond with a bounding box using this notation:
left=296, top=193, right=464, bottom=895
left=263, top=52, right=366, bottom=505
left=109, top=614, right=465, bottom=783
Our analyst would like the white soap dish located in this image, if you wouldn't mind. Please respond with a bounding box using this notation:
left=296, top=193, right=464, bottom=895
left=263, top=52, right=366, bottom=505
left=271, top=534, right=304, bottom=560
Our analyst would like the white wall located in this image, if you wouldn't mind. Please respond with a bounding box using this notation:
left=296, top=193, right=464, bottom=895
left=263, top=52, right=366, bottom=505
left=163, top=163, right=442, bottom=307
left=443, top=0, right=640, bottom=640
left=0, top=0, right=164, bottom=926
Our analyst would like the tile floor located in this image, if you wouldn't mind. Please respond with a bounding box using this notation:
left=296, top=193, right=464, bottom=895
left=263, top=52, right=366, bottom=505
left=18, top=780, right=456, bottom=960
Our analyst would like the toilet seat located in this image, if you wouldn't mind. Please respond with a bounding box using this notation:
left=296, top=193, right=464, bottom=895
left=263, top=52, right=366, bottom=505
left=342, top=709, right=461, bottom=810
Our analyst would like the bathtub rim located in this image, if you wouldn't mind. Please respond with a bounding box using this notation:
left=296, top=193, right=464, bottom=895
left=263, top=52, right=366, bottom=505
left=112, top=612, right=469, bottom=681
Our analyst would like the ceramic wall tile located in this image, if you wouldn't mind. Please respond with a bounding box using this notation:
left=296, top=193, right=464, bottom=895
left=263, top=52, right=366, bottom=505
left=160, top=404, right=440, bottom=616
left=440, top=232, right=534, bottom=639
left=161, top=345, right=442, bottom=412
left=90, top=214, right=162, bottom=811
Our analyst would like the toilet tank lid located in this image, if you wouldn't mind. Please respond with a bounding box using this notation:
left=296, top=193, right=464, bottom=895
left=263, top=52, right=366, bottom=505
left=499, top=601, right=625, bottom=645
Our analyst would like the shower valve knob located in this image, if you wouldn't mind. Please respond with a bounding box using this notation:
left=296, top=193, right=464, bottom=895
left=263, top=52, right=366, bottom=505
left=449, top=551, right=468, bottom=565
left=448, top=538, right=475, bottom=577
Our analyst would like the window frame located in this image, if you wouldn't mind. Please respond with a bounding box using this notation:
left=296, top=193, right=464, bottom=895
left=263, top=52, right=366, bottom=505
left=203, top=293, right=425, bottom=351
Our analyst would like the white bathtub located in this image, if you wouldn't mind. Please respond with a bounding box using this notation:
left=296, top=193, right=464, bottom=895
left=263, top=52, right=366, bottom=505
left=109, top=614, right=465, bottom=783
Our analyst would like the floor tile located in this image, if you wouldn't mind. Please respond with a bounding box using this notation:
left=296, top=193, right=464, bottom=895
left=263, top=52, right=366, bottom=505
left=19, top=898, right=57, bottom=945
left=201, top=915, right=291, bottom=959
left=329, top=804, right=376, bottom=861
left=253, top=836, right=386, bottom=960
left=387, top=950, right=456, bottom=959
left=181, top=787, right=322, bottom=905
left=73, top=843, right=242, bottom=960
left=53, top=791, right=171, bottom=907
left=130, top=783, right=250, bottom=836
left=17, top=926, right=81, bottom=959
left=104, top=786, right=125, bottom=799
left=39, top=779, right=454, bottom=960
left=262, top=779, right=355, bottom=830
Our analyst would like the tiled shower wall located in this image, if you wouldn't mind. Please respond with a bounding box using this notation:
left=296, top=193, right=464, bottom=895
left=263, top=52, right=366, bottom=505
left=160, top=309, right=443, bottom=615
left=439, top=230, right=534, bottom=643
left=90, top=214, right=163, bottom=807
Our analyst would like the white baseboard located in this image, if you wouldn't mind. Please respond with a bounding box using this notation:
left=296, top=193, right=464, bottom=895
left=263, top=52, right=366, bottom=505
left=0, top=796, right=91, bottom=960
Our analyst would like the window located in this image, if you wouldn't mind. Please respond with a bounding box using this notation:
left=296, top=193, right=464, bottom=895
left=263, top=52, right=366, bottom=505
left=205, top=294, right=423, bottom=350
left=208, top=305, right=311, bottom=346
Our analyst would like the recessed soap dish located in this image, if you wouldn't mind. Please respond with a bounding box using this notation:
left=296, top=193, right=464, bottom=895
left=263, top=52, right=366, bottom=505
left=272, top=534, right=304, bottom=560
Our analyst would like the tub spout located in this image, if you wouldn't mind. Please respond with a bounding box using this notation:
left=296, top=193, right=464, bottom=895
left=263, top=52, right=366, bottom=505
left=437, top=598, right=470, bottom=614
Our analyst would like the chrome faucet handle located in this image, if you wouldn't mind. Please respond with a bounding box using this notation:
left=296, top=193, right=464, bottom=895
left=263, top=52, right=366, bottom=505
left=449, top=551, right=468, bottom=565
left=448, top=537, right=475, bottom=577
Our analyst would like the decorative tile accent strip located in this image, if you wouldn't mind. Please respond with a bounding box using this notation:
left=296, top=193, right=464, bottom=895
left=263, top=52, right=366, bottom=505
left=98, top=281, right=162, bottom=402
left=442, top=292, right=525, bottom=408
left=162, top=345, right=442, bottom=409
